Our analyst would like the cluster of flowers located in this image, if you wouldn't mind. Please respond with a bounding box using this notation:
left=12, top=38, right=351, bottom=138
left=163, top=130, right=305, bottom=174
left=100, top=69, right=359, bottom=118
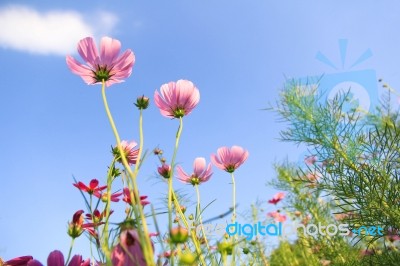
left=1, top=36, right=251, bottom=266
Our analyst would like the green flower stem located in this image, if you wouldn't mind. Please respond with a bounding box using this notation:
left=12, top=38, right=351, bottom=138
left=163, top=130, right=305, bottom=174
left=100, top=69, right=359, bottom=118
left=64, top=238, right=75, bottom=266
left=231, top=172, right=237, bottom=265
left=167, top=117, right=183, bottom=265
left=167, top=118, right=206, bottom=265
left=89, top=195, right=94, bottom=262
left=231, top=173, right=236, bottom=223
left=101, top=81, right=154, bottom=266
left=101, top=158, right=116, bottom=261
left=222, top=252, right=228, bottom=266
left=129, top=108, right=155, bottom=265
left=195, top=185, right=210, bottom=250
left=171, top=191, right=207, bottom=265
left=168, top=117, right=183, bottom=232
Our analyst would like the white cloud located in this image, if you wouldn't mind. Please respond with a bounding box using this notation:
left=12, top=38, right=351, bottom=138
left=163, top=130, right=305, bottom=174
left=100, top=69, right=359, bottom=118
left=0, top=5, right=118, bottom=56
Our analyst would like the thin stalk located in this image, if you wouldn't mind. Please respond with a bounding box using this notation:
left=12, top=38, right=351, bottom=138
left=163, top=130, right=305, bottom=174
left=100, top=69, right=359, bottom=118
left=89, top=195, right=94, bottom=262
left=101, top=81, right=154, bottom=265
left=231, top=172, right=237, bottom=265
left=167, top=117, right=183, bottom=265
left=195, top=185, right=210, bottom=250
left=64, top=238, right=75, bottom=266
left=171, top=191, right=207, bottom=265
left=101, top=158, right=116, bottom=261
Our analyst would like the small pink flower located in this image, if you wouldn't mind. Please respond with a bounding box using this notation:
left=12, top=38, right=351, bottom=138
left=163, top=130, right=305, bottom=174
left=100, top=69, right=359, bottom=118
left=154, top=80, right=200, bottom=118
left=113, top=140, right=140, bottom=165
left=268, top=192, right=285, bottom=205
left=211, top=146, right=249, bottom=173
left=158, top=163, right=171, bottom=179
left=176, top=157, right=213, bottom=185
left=111, top=230, right=151, bottom=266
left=73, top=179, right=107, bottom=195
left=66, top=36, right=135, bottom=87
left=267, top=211, right=287, bottom=223
left=304, top=155, right=317, bottom=165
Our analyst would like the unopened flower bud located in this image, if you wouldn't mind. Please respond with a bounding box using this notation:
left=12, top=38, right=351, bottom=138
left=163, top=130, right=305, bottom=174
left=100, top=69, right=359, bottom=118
left=217, top=241, right=233, bottom=255
left=170, top=226, right=189, bottom=244
left=178, top=252, right=196, bottom=265
left=180, top=205, right=187, bottom=213
left=68, top=210, right=84, bottom=239
left=135, top=95, right=150, bottom=110
left=154, top=148, right=163, bottom=155
left=158, top=164, right=171, bottom=179
left=242, top=247, right=250, bottom=254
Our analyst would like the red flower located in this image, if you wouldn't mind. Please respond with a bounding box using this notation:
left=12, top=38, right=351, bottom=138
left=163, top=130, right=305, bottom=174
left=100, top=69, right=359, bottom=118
left=1, top=256, right=33, bottom=266
left=122, top=188, right=150, bottom=206
left=93, top=191, right=123, bottom=202
left=85, top=209, right=113, bottom=224
left=73, top=179, right=107, bottom=195
left=268, top=192, right=285, bottom=205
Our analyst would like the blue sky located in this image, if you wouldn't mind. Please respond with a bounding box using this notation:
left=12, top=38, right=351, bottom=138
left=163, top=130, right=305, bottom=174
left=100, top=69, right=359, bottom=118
left=1, top=0, right=400, bottom=263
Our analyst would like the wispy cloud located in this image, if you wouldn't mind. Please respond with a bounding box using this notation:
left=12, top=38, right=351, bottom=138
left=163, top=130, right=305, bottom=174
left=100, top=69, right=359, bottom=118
left=0, top=5, right=118, bottom=56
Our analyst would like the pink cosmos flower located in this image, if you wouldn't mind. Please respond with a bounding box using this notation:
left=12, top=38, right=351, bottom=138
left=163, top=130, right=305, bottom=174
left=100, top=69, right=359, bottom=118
left=113, top=140, right=140, bottom=165
left=73, top=179, right=107, bottom=195
left=66, top=36, right=135, bottom=87
left=154, top=80, right=200, bottom=118
left=211, top=146, right=249, bottom=173
left=111, top=230, right=151, bottom=266
left=176, top=157, right=213, bottom=185
left=267, top=211, right=287, bottom=223
left=268, top=192, right=285, bottom=205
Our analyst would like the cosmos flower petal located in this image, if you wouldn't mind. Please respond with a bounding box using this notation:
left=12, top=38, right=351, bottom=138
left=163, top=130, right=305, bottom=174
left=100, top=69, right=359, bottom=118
left=27, top=260, right=43, bottom=266
left=193, top=157, right=206, bottom=177
left=176, top=165, right=191, bottom=183
left=66, top=56, right=96, bottom=84
left=210, top=154, right=225, bottom=170
left=47, top=250, right=64, bottom=266
left=100, top=37, right=121, bottom=66
left=201, top=163, right=213, bottom=182
left=77, top=37, right=99, bottom=67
